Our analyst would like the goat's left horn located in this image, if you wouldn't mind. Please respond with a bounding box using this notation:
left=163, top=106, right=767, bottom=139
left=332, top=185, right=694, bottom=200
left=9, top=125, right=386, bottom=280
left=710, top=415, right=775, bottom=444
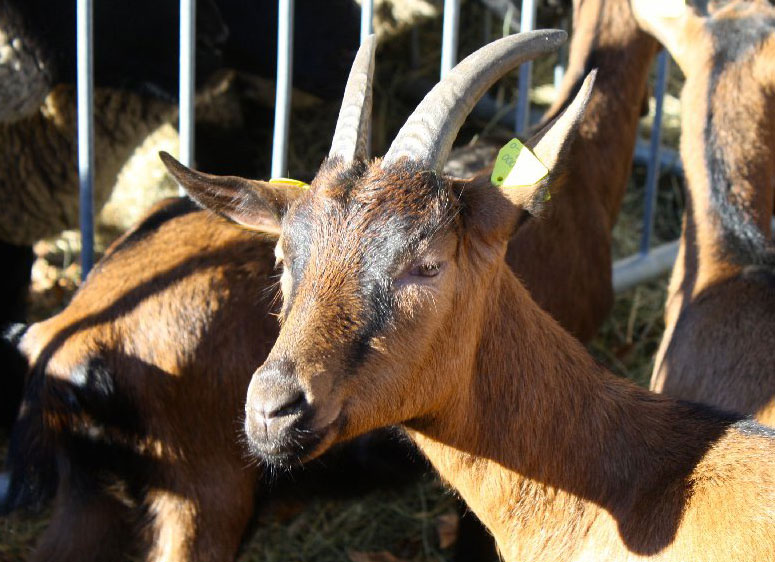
left=382, top=30, right=566, bottom=171
left=328, top=35, right=377, bottom=163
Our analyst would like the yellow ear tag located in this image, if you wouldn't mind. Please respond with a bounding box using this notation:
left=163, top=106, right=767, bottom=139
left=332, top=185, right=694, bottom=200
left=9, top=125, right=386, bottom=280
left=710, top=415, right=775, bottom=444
left=269, top=177, right=309, bottom=189
left=491, top=138, right=548, bottom=189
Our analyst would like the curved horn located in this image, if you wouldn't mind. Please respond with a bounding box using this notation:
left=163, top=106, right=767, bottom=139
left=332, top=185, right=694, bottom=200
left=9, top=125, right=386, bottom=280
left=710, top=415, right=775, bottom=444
left=382, top=30, right=567, bottom=171
left=328, top=35, right=377, bottom=162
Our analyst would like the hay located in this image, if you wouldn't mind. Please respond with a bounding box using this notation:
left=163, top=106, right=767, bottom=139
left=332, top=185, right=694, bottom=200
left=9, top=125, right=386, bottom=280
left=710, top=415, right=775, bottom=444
left=239, top=477, right=457, bottom=562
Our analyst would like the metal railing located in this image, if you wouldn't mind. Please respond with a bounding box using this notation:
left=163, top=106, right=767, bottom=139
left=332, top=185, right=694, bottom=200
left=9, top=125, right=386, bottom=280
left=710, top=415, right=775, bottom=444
left=76, top=0, right=679, bottom=289
left=76, top=0, right=94, bottom=279
left=612, top=50, right=678, bottom=293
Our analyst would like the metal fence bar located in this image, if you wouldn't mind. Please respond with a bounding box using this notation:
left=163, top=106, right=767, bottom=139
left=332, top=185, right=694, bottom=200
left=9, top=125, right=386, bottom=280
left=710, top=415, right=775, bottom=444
left=515, top=0, right=536, bottom=133
left=360, top=0, right=374, bottom=42
left=639, top=50, right=670, bottom=254
left=179, top=0, right=196, bottom=172
left=68, top=0, right=683, bottom=294
left=77, top=0, right=94, bottom=279
left=634, top=141, right=682, bottom=176
left=440, top=0, right=461, bottom=78
left=613, top=240, right=679, bottom=293
left=271, top=0, right=294, bottom=178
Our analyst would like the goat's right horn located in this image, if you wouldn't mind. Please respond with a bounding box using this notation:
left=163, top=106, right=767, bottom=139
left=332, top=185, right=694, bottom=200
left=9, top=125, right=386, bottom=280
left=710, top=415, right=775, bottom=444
left=382, top=30, right=566, bottom=172
left=328, top=35, right=377, bottom=163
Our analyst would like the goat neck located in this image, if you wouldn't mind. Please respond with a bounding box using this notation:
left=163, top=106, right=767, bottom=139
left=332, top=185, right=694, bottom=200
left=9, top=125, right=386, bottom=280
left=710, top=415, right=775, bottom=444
left=408, top=258, right=771, bottom=561
left=688, top=4, right=774, bottom=285
left=541, top=0, right=659, bottom=225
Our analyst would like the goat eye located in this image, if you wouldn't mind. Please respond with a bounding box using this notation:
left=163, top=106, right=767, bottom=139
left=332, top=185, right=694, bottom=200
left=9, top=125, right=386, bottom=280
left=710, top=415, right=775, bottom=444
left=410, top=262, right=441, bottom=278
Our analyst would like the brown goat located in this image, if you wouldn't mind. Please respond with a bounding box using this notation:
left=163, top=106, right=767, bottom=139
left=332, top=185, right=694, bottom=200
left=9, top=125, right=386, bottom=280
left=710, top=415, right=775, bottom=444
left=509, top=0, right=658, bottom=340
left=4, top=196, right=444, bottom=561
left=5, top=198, right=278, bottom=561
left=167, top=32, right=775, bottom=561
left=632, top=0, right=775, bottom=424
left=3, top=11, right=658, bottom=558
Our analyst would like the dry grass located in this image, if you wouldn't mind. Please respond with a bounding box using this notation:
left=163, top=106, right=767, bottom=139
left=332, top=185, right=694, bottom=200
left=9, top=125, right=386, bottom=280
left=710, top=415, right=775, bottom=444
left=240, top=477, right=459, bottom=562
left=0, top=1, right=689, bottom=560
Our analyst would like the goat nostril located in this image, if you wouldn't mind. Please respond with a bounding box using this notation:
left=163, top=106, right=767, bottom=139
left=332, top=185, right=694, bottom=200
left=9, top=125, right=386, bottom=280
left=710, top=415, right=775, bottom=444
left=265, top=391, right=306, bottom=419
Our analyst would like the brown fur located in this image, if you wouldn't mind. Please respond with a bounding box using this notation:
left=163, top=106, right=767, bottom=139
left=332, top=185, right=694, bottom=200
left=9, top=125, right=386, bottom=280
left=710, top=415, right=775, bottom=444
left=501, top=0, right=659, bottom=341
left=11, top=198, right=275, bottom=561
left=443, top=0, right=659, bottom=342
left=197, top=152, right=775, bottom=560
left=5, top=196, right=468, bottom=561
left=174, top=53, right=775, bottom=561
left=8, top=7, right=659, bottom=557
left=633, top=0, right=775, bottom=424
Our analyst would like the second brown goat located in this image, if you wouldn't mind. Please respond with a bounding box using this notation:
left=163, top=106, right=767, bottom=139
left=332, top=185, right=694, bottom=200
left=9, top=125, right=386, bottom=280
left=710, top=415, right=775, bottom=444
left=633, top=0, right=775, bottom=424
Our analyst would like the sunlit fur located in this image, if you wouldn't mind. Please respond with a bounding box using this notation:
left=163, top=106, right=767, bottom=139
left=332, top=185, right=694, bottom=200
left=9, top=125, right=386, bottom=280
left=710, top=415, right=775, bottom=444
left=242, top=146, right=775, bottom=561
left=4, top=11, right=660, bottom=554
left=633, top=0, right=775, bottom=424
left=4, top=195, right=488, bottom=562
left=6, top=198, right=275, bottom=561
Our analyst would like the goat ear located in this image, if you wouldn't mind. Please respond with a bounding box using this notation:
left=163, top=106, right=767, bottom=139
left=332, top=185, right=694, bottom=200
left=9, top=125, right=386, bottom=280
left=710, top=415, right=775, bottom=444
left=159, top=152, right=301, bottom=235
left=499, top=70, right=596, bottom=215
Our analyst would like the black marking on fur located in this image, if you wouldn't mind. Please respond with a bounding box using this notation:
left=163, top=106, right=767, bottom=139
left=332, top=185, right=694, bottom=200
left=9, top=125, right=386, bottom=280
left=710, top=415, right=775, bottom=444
left=315, top=156, right=368, bottom=205
left=1, top=350, right=148, bottom=515
left=704, top=15, right=775, bottom=267
left=676, top=398, right=745, bottom=426
left=348, top=278, right=396, bottom=369
left=2, top=359, right=57, bottom=514
left=708, top=14, right=775, bottom=68
left=284, top=162, right=459, bottom=370
left=348, top=165, right=458, bottom=369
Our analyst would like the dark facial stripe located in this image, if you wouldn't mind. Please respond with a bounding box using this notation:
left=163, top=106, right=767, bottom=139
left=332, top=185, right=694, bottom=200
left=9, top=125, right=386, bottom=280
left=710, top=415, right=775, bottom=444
left=347, top=277, right=396, bottom=370
left=281, top=161, right=460, bottom=368
left=708, top=13, right=775, bottom=68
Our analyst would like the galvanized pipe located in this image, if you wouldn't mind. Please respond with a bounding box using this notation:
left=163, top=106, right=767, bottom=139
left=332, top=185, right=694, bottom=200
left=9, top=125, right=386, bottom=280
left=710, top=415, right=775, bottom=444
left=360, top=0, right=374, bottom=43
left=639, top=50, right=670, bottom=254
left=514, top=0, right=535, bottom=133
left=440, top=0, right=461, bottom=78
left=77, top=0, right=94, bottom=279
left=613, top=240, right=679, bottom=293
left=271, top=0, right=294, bottom=178
left=179, top=0, right=196, bottom=171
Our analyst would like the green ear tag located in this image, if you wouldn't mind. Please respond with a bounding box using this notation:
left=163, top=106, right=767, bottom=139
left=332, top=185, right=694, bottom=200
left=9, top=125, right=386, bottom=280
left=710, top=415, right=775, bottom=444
left=269, top=177, right=309, bottom=189
left=491, top=138, right=549, bottom=189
